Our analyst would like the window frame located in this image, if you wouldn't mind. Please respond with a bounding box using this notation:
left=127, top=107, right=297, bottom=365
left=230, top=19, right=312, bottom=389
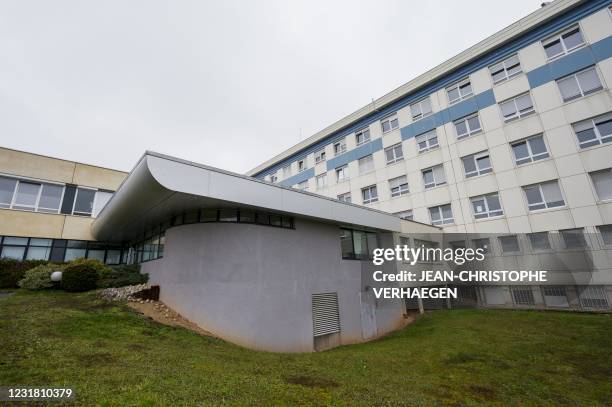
left=315, top=173, right=327, bottom=190
left=462, top=151, right=493, bottom=178
left=446, top=77, right=473, bottom=104
left=572, top=113, right=612, bottom=149
left=589, top=168, right=612, bottom=202
left=337, top=192, right=351, bottom=203
left=454, top=113, right=482, bottom=139
left=394, top=210, right=413, bottom=220
left=71, top=186, right=97, bottom=217
left=380, top=114, right=399, bottom=134
left=489, top=54, right=522, bottom=84
left=542, top=25, right=585, bottom=61
left=314, top=149, right=326, bottom=164
left=499, top=92, right=535, bottom=122
left=522, top=180, right=565, bottom=211
left=333, top=138, right=347, bottom=156
left=335, top=165, right=349, bottom=183
left=428, top=203, right=454, bottom=226
left=389, top=176, right=409, bottom=198
left=358, top=154, right=374, bottom=175
left=415, top=130, right=439, bottom=153
left=422, top=165, right=446, bottom=189
left=410, top=97, right=433, bottom=121
left=297, top=159, right=306, bottom=173
left=355, top=127, right=371, bottom=146
left=470, top=193, right=504, bottom=219
left=511, top=134, right=549, bottom=165
left=361, top=185, right=378, bottom=205
left=0, top=174, right=65, bottom=214
left=385, top=143, right=404, bottom=165
left=556, top=65, right=603, bottom=102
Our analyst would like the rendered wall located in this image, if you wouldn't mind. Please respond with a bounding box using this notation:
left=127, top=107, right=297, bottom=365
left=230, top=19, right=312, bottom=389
left=141, top=218, right=406, bottom=352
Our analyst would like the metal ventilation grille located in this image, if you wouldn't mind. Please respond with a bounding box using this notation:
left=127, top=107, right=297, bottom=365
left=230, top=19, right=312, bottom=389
left=312, top=292, right=340, bottom=337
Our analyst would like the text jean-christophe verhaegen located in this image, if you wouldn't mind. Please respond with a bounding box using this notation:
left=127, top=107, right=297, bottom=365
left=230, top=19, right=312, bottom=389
left=370, top=244, right=548, bottom=299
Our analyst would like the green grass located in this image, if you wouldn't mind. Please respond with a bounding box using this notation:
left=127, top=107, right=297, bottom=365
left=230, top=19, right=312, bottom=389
left=1, top=291, right=611, bottom=406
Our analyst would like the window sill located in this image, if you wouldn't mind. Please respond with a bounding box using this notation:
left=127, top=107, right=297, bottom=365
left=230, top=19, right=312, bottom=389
left=514, top=156, right=553, bottom=169
left=418, top=146, right=440, bottom=155
left=381, top=128, right=399, bottom=135
left=423, top=183, right=448, bottom=192
left=473, top=214, right=505, bottom=222
left=577, top=139, right=612, bottom=153
left=386, top=159, right=404, bottom=166
left=503, top=111, right=536, bottom=125
left=464, top=171, right=494, bottom=181
left=491, top=72, right=525, bottom=88
left=390, top=193, right=410, bottom=200
left=528, top=205, right=568, bottom=214
left=546, top=43, right=586, bottom=62
left=561, top=87, right=607, bottom=105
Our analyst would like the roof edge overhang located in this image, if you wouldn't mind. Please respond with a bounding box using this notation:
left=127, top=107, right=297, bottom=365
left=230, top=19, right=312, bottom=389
left=91, top=152, right=418, bottom=242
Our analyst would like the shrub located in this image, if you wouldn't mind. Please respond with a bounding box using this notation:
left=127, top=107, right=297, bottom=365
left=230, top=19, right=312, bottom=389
left=62, top=262, right=101, bottom=292
left=0, top=259, right=49, bottom=288
left=18, top=264, right=60, bottom=290
left=97, top=264, right=148, bottom=288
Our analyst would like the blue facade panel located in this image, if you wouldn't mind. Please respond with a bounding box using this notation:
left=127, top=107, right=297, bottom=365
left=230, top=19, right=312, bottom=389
left=326, top=138, right=383, bottom=170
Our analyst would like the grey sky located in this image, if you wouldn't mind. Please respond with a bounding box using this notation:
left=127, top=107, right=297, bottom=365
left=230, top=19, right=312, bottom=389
left=0, top=0, right=540, bottom=173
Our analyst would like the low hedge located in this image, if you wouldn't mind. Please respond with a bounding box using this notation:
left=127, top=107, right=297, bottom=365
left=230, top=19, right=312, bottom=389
left=97, top=264, right=148, bottom=288
left=0, top=259, right=49, bottom=288
left=62, top=260, right=107, bottom=292
left=18, top=264, right=62, bottom=290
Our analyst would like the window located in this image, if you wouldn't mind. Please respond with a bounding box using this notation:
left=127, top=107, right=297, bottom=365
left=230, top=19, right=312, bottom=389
left=511, top=286, right=535, bottom=306
left=333, top=138, right=347, bottom=155
left=269, top=174, right=278, bottom=183
left=297, top=160, right=306, bottom=172
left=315, top=174, right=327, bottom=189
left=578, top=286, right=609, bottom=309
left=296, top=180, right=309, bottom=191
left=462, top=151, right=492, bottom=178
left=0, top=237, right=28, bottom=260
left=446, top=78, right=473, bottom=104
left=340, top=228, right=378, bottom=260
left=283, top=165, right=291, bottom=178
left=385, top=143, right=404, bottom=164
left=429, top=204, right=453, bottom=226
left=523, top=181, right=564, bottom=211
left=410, top=97, right=432, bottom=121
left=358, top=155, right=374, bottom=174
left=335, top=165, right=349, bottom=182
left=361, top=185, right=378, bottom=204
left=529, top=232, right=551, bottom=251
left=542, top=26, right=585, bottom=60
left=472, top=238, right=490, bottom=254
left=590, top=168, right=612, bottom=201
left=454, top=113, right=481, bottom=139
left=337, top=192, right=351, bottom=203
left=389, top=176, right=409, bottom=198
left=380, top=114, right=399, bottom=133
left=573, top=113, right=612, bottom=148
left=394, top=210, right=413, bottom=220
left=26, top=238, right=53, bottom=260
left=355, top=128, right=371, bottom=145
left=0, top=178, right=65, bottom=214
left=471, top=193, right=503, bottom=219
left=560, top=228, right=588, bottom=249
left=92, top=190, right=113, bottom=217
left=415, top=130, right=438, bottom=153
left=557, top=66, right=603, bottom=102
left=0, top=177, right=17, bottom=209
left=422, top=165, right=446, bottom=189
left=499, top=235, right=520, bottom=253
left=72, top=187, right=96, bottom=216
left=500, top=93, right=535, bottom=122
left=314, top=150, right=326, bottom=164
left=511, top=135, right=549, bottom=165
left=12, top=181, right=40, bottom=211
left=599, top=225, right=612, bottom=245
left=489, top=54, right=522, bottom=84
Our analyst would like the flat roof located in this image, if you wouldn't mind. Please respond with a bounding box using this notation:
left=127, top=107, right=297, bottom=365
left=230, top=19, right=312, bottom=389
left=92, top=151, right=437, bottom=241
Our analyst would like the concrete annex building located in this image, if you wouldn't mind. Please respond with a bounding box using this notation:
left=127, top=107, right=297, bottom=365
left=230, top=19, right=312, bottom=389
left=1, top=0, right=612, bottom=351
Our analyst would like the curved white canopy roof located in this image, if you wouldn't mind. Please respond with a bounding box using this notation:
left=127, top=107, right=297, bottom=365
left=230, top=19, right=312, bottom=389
left=92, top=152, right=411, bottom=242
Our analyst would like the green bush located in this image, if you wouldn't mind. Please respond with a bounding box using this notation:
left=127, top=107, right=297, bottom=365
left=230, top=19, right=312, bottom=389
left=97, top=264, right=148, bottom=288
left=62, top=261, right=101, bottom=292
left=0, top=259, right=49, bottom=288
left=18, top=264, right=61, bottom=290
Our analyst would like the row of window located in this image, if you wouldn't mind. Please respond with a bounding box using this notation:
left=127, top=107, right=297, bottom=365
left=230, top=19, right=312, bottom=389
left=0, top=236, right=125, bottom=264
left=268, top=23, right=590, bottom=183
left=0, top=175, right=113, bottom=217
left=340, top=228, right=378, bottom=260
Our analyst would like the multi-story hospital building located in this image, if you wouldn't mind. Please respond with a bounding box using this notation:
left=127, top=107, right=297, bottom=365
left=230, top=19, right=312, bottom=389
left=1, top=0, right=611, bottom=351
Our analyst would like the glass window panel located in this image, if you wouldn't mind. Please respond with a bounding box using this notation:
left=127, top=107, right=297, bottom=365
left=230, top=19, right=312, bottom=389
left=563, top=28, right=584, bottom=50
left=467, top=115, right=481, bottom=132
left=598, top=225, right=612, bottom=245
left=106, top=250, right=122, bottom=264
left=38, top=184, right=63, bottom=212
left=423, top=170, right=434, bottom=185
left=516, top=94, right=533, bottom=113
left=1, top=246, right=25, bottom=260
left=561, top=229, right=587, bottom=249
left=353, top=230, right=368, bottom=259
left=4, top=237, right=28, bottom=245
left=596, top=118, right=612, bottom=138
left=0, top=177, right=17, bottom=208
left=512, top=142, right=529, bottom=160
left=462, top=156, right=477, bottom=174
left=92, top=191, right=112, bottom=217
left=499, top=236, right=520, bottom=253
left=429, top=207, right=441, bottom=222
left=421, top=99, right=432, bottom=115
left=544, top=39, right=563, bottom=59
left=26, top=246, right=51, bottom=260
left=591, top=169, right=612, bottom=201
left=73, top=188, right=96, bottom=215
left=524, top=186, right=543, bottom=206
left=340, top=229, right=354, bottom=259
left=29, top=238, right=52, bottom=247
left=433, top=166, right=445, bottom=183
left=558, top=76, right=581, bottom=100
left=542, top=182, right=564, bottom=206
left=219, top=209, right=238, bottom=222
left=529, top=232, right=551, bottom=250
left=577, top=68, right=602, bottom=94
left=64, top=248, right=87, bottom=261
left=529, top=136, right=547, bottom=155
left=500, top=100, right=516, bottom=118
left=87, top=249, right=106, bottom=261
left=13, top=182, right=40, bottom=210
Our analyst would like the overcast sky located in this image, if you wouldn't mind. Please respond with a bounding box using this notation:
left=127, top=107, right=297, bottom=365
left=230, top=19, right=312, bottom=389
left=0, top=0, right=541, bottom=174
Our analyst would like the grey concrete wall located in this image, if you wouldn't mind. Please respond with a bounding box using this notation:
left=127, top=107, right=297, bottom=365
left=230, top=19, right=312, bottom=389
left=141, top=218, right=405, bottom=352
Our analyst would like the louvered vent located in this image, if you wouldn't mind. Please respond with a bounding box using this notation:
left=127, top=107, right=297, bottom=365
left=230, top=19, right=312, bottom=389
left=312, top=292, right=340, bottom=337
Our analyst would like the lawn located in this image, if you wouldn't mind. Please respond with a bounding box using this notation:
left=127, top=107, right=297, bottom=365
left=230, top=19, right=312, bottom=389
left=1, top=290, right=611, bottom=406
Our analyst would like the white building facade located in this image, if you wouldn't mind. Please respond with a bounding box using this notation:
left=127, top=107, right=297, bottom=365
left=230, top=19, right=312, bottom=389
left=250, top=0, right=612, bottom=248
